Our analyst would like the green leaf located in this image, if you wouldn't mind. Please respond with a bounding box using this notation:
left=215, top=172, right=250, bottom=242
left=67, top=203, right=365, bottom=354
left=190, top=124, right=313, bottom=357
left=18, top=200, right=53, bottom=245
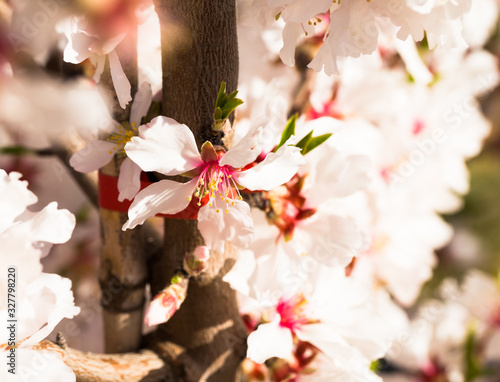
left=212, top=81, right=243, bottom=132
left=221, top=98, right=244, bottom=119
left=303, top=133, right=332, bottom=155
left=215, top=82, right=227, bottom=109
left=214, top=107, right=223, bottom=121
left=275, top=114, right=297, bottom=152
left=295, top=131, right=313, bottom=151
left=226, top=90, right=239, bottom=101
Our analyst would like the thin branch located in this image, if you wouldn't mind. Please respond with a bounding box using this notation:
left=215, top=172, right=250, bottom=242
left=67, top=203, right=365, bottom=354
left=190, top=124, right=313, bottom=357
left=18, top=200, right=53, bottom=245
left=33, top=340, right=173, bottom=382
left=50, top=143, right=99, bottom=208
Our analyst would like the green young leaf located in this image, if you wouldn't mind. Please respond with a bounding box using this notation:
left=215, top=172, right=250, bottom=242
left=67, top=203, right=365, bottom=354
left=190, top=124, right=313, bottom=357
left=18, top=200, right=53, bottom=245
left=215, top=82, right=227, bottom=109
left=295, top=131, right=313, bottom=151
left=213, top=81, right=243, bottom=132
left=221, top=97, right=244, bottom=119
left=226, top=89, right=239, bottom=101
left=214, top=107, right=223, bottom=121
left=303, top=133, right=332, bottom=155
left=275, top=114, right=297, bottom=152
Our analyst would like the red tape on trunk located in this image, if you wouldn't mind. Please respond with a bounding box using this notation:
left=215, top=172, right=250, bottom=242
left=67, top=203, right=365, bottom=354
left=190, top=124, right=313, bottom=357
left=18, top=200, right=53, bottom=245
left=98, top=172, right=204, bottom=220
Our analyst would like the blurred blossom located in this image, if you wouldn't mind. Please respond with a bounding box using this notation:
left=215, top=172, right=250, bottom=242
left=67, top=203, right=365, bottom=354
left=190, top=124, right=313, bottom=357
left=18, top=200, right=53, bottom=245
left=0, top=75, right=110, bottom=149
left=70, top=81, right=152, bottom=201
left=58, top=0, right=154, bottom=108
left=0, top=170, right=79, bottom=381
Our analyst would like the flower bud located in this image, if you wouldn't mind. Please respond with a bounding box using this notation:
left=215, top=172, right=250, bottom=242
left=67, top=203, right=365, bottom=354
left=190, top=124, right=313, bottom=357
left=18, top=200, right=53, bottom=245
left=144, top=273, right=188, bottom=327
left=183, top=245, right=210, bottom=276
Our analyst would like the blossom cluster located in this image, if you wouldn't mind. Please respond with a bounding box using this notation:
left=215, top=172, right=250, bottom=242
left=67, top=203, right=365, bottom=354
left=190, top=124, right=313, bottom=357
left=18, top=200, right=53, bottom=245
left=0, top=171, right=79, bottom=381
left=0, top=0, right=499, bottom=381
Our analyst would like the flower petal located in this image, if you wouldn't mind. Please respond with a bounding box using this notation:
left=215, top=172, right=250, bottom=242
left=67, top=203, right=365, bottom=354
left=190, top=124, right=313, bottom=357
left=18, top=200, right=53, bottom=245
left=279, top=22, right=302, bottom=67
left=60, top=18, right=92, bottom=64
left=125, top=116, right=203, bottom=176
left=123, top=178, right=198, bottom=230
left=236, top=143, right=304, bottom=191
left=291, top=213, right=362, bottom=268
left=118, top=157, right=142, bottom=202
left=1, top=349, right=76, bottom=382
left=0, top=170, right=37, bottom=234
left=295, top=323, right=353, bottom=363
left=90, top=55, right=106, bottom=82
left=16, top=202, right=76, bottom=246
left=219, top=124, right=264, bottom=168
left=247, top=317, right=293, bottom=364
left=108, top=50, right=132, bottom=109
left=197, top=199, right=254, bottom=253
left=20, top=274, right=80, bottom=348
left=130, top=82, right=152, bottom=126
left=69, top=140, right=116, bottom=173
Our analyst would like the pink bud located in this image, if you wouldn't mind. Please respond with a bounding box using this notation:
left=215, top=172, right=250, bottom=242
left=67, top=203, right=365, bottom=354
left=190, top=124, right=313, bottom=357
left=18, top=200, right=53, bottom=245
left=144, top=274, right=188, bottom=327
left=183, top=245, right=210, bottom=276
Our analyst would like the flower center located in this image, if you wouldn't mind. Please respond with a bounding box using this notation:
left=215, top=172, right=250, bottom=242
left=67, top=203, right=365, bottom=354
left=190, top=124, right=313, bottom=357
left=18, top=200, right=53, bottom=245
left=266, top=175, right=316, bottom=241
left=276, top=294, right=314, bottom=332
left=190, top=161, right=242, bottom=213
left=106, top=122, right=137, bottom=156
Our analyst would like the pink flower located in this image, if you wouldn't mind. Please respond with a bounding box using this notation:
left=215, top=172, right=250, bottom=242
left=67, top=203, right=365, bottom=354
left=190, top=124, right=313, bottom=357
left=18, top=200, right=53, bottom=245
left=69, top=82, right=153, bottom=202
left=122, top=116, right=305, bottom=252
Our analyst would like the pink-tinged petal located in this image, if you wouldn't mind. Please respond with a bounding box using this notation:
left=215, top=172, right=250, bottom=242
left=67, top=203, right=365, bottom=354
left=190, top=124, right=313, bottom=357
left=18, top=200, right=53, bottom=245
left=118, top=157, right=142, bottom=202
left=198, top=199, right=254, bottom=253
left=306, top=151, right=372, bottom=206
left=219, top=124, right=264, bottom=168
left=144, top=295, right=176, bottom=327
left=135, top=0, right=155, bottom=24
left=295, top=323, right=353, bottom=364
left=279, top=22, right=302, bottom=67
left=0, top=171, right=37, bottom=234
left=123, top=178, right=198, bottom=230
left=20, top=274, right=80, bottom=348
left=108, top=50, right=132, bottom=109
left=144, top=276, right=188, bottom=327
left=130, top=82, right=153, bottom=126
left=89, top=33, right=126, bottom=56
left=247, top=317, right=294, bottom=364
left=61, top=19, right=93, bottom=64
left=5, top=349, right=76, bottom=382
left=125, top=116, right=202, bottom=176
left=90, top=55, right=106, bottom=82
left=292, top=213, right=362, bottom=268
left=17, top=202, right=75, bottom=245
left=69, top=140, right=116, bottom=173
left=236, top=144, right=305, bottom=191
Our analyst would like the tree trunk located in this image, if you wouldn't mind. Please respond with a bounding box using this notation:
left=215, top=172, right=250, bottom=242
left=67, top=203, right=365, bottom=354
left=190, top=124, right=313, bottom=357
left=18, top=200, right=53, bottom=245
left=99, top=31, right=148, bottom=354
left=148, top=1, right=247, bottom=381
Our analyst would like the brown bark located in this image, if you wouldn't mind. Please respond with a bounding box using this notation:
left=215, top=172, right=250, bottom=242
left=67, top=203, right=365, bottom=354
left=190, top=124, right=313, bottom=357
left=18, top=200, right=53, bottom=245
left=98, top=30, right=148, bottom=354
left=28, top=1, right=245, bottom=379
left=147, top=1, right=247, bottom=381
left=34, top=340, right=172, bottom=382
